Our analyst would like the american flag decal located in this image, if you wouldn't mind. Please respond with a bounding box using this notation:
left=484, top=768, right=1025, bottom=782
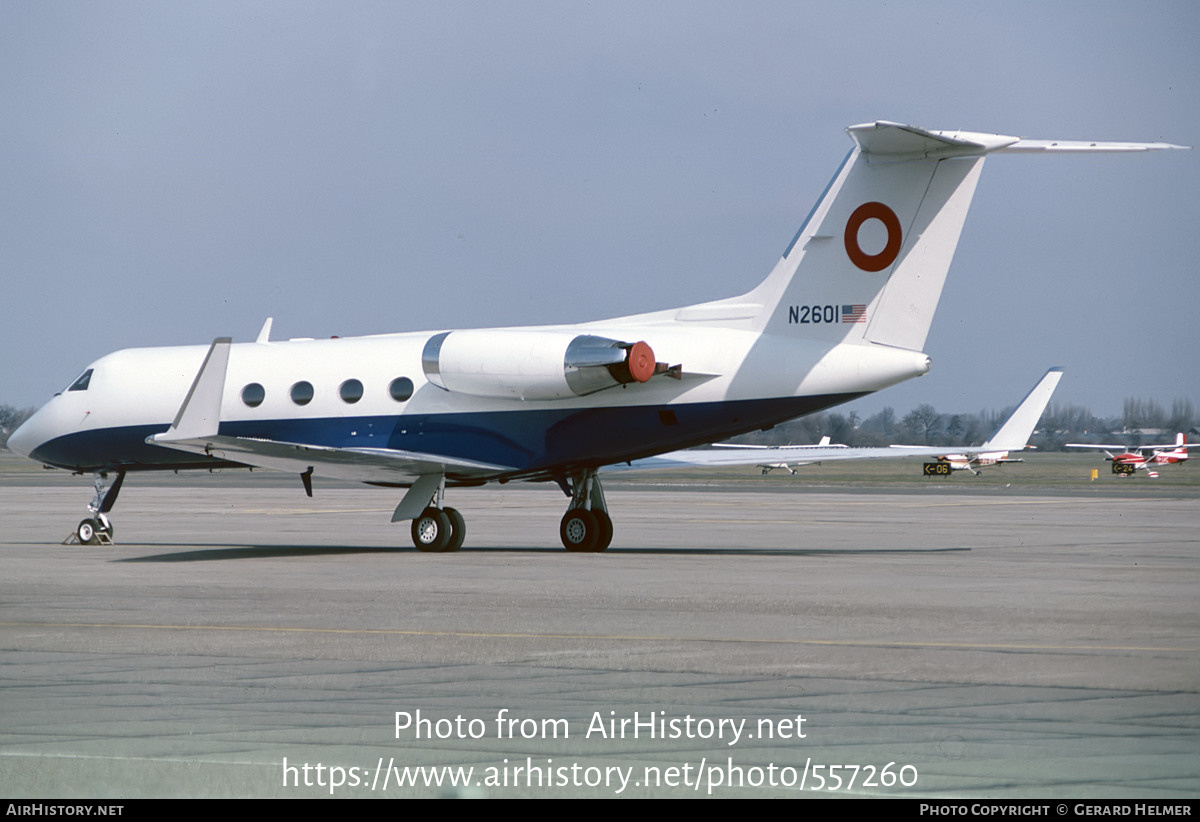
left=842, top=304, right=866, bottom=323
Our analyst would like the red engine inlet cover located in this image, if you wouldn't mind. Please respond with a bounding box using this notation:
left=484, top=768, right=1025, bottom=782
left=626, top=341, right=655, bottom=383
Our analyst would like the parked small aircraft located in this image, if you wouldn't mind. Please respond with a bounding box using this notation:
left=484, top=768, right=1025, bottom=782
left=1066, top=434, right=1191, bottom=477
left=8, top=121, right=1184, bottom=551
left=619, top=368, right=1062, bottom=476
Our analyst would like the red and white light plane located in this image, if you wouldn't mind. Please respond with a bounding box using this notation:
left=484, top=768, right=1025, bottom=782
left=1066, top=434, right=1191, bottom=477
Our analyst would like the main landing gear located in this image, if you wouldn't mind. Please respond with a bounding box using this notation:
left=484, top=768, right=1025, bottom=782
left=558, top=470, right=613, bottom=553
left=411, top=505, right=466, bottom=553
left=64, top=471, right=125, bottom=546
left=397, top=470, right=613, bottom=553
left=402, top=475, right=466, bottom=553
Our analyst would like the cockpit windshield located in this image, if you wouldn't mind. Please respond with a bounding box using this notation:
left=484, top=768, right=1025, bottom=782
left=66, top=368, right=93, bottom=392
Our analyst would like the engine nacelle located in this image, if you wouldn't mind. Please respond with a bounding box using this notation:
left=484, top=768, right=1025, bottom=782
left=422, top=330, right=657, bottom=401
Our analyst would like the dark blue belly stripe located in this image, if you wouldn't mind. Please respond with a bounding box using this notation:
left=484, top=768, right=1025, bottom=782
left=29, top=393, right=865, bottom=476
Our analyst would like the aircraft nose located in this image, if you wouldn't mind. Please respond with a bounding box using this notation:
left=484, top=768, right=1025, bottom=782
left=7, top=407, right=47, bottom=460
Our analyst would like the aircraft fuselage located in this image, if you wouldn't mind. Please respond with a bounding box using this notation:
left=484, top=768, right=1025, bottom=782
left=14, top=324, right=929, bottom=482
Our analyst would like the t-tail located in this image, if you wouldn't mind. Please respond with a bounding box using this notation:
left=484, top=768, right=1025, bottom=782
left=684, top=121, right=1186, bottom=355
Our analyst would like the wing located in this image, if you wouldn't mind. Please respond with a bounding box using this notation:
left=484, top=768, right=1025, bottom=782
left=605, top=445, right=849, bottom=471
left=978, top=368, right=1062, bottom=451
left=618, top=368, right=1065, bottom=474
left=149, top=433, right=513, bottom=484
left=606, top=443, right=1002, bottom=473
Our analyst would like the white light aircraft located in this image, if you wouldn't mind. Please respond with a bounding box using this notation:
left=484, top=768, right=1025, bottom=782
left=9, top=121, right=1184, bottom=551
left=618, top=368, right=1062, bottom=476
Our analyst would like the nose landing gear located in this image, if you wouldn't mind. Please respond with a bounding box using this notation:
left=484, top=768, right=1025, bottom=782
left=64, top=472, right=124, bottom=546
left=73, top=514, right=113, bottom=545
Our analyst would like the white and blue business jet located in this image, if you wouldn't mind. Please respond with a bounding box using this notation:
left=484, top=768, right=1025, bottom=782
left=9, top=121, right=1184, bottom=552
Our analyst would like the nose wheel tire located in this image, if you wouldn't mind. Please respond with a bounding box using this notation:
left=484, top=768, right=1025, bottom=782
left=76, top=518, right=99, bottom=545
left=75, top=518, right=112, bottom=545
left=560, top=509, right=612, bottom=552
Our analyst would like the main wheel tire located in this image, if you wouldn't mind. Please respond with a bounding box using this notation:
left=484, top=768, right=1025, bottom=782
left=443, top=507, right=466, bottom=553
left=560, top=509, right=599, bottom=552
left=411, top=507, right=452, bottom=552
left=76, top=518, right=100, bottom=545
left=593, top=509, right=613, bottom=552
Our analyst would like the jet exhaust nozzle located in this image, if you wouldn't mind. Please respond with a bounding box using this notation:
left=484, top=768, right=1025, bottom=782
left=422, top=331, right=658, bottom=400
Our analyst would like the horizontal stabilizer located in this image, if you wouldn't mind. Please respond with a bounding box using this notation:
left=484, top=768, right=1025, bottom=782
left=997, top=138, right=1189, bottom=153
left=848, top=121, right=1189, bottom=159
left=848, top=121, right=1020, bottom=157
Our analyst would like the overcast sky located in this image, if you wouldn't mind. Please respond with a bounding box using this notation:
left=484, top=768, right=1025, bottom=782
left=2, top=1, right=1196, bottom=422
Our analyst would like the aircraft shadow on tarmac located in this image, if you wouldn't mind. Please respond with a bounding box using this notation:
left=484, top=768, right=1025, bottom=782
left=111, top=545, right=972, bottom=561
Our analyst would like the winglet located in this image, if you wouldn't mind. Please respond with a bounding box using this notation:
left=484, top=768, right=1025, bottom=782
left=256, top=318, right=274, bottom=344
left=980, top=368, right=1064, bottom=452
left=153, top=338, right=232, bottom=442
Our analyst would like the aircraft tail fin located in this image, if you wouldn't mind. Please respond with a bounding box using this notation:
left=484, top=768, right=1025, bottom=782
left=980, top=368, right=1064, bottom=452
left=708, top=122, right=1187, bottom=352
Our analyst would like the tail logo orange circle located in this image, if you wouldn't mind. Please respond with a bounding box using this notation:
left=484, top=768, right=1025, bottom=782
left=844, top=202, right=902, bottom=272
